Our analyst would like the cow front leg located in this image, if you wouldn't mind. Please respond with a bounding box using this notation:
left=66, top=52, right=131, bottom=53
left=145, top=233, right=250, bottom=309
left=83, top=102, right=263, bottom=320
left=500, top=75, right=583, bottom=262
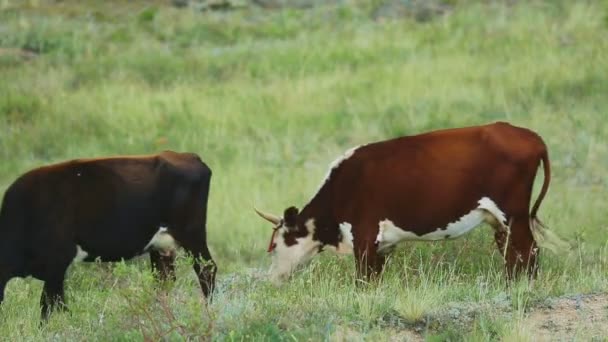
left=181, top=242, right=216, bottom=300
left=192, top=245, right=217, bottom=299
left=494, top=216, right=538, bottom=280
left=40, top=273, right=68, bottom=320
left=353, top=240, right=386, bottom=284
left=150, top=250, right=177, bottom=282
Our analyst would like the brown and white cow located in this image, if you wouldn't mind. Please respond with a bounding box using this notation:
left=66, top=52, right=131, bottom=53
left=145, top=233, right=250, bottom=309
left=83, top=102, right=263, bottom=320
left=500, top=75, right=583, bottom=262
left=0, top=151, right=216, bottom=320
left=255, top=122, right=551, bottom=284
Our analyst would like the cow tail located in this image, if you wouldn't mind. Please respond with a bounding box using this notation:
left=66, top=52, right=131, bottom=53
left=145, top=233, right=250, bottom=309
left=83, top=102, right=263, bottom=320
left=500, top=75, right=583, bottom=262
left=528, top=147, right=568, bottom=253
left=530, top=147, right=550, bottom=220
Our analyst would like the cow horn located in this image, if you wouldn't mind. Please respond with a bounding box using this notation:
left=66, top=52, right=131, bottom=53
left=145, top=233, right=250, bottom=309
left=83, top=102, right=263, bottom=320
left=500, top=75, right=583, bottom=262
left=254, top=207, right=281, bottom=225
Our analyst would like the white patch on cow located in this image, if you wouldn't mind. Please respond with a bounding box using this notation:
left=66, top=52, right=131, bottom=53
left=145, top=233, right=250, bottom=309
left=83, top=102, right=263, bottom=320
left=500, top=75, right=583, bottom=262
left=269, top=218, right=321, bottom=285
left=477, top=197, right=508, bottom=230
left=323, top=222, right=354, bottom=255
left=145, top=227, right=179, bottom=256
left=73, top=245, right=88, bottom=262
left=326, top=146, right=359, bottom=175
left=337, top=222, right=354, bottom=254
left=375, top=197, right=507, bottom=254
left=306, top=145, right=362, bottom=206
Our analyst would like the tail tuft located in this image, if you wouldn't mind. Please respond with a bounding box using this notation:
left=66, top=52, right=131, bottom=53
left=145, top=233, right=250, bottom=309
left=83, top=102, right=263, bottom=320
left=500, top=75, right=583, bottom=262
left=530, top=218, right=570, bottom=254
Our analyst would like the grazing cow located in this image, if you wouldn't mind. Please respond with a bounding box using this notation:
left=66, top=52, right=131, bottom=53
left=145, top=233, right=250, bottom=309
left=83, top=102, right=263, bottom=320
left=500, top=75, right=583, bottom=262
left=0, top=151, right=216, bottom=319
left=255, top=122, right=551, bottom=284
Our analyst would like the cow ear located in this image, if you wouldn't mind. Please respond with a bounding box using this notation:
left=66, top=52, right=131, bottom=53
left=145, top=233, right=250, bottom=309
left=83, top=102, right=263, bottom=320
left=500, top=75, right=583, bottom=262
left=283, top=206, right=299, bottom=229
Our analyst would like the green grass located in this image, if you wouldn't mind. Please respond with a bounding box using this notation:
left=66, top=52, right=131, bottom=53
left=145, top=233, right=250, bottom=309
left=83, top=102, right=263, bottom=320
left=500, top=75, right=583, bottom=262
left=1, top=0, right=608, bottom=340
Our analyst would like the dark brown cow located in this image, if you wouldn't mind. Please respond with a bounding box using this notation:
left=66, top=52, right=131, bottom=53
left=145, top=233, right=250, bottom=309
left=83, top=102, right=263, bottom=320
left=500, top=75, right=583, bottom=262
left=0, top=151, right=216, bottom=319
left=255, top=122, right=551, bottom=284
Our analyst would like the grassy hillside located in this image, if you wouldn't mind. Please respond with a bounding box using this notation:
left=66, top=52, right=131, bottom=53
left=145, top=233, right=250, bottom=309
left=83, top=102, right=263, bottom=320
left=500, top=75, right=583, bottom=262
left=1, top=0, right=607, bottom=340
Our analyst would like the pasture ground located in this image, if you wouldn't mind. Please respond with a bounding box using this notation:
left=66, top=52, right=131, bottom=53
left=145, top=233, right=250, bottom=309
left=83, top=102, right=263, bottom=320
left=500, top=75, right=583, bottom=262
left=1, top=0, right=607, bottom=340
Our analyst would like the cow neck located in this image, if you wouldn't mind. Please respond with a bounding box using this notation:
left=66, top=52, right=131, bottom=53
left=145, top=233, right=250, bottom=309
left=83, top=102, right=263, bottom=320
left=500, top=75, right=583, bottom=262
left=298, top=189, right=339, bottom=247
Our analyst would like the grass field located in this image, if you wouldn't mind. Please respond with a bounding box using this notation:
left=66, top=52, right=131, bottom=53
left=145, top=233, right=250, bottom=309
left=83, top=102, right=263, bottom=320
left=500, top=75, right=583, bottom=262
left=1, top=0, right=608, bottom=340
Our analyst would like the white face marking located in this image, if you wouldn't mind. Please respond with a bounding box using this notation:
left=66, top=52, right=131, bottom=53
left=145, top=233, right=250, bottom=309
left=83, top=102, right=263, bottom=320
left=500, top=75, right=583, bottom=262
left=269, top=218, right=321, bottom=285
left=145, top=227, right=179, bottom=256
left=73, top=245, right=88, bottom=263
left=375, top=197, right=507, bottom=254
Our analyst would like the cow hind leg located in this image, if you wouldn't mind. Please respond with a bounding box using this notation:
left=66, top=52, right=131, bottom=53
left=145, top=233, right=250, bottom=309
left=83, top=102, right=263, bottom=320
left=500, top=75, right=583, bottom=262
left=0, top=277, right=7, bottom=305
left=150, top=250, right=177, bottom=283
left=40, top=271, right=68, bottom=320
left=494, top=216, right=538, bottom=280
left=38, top=246, right=74, bottom=321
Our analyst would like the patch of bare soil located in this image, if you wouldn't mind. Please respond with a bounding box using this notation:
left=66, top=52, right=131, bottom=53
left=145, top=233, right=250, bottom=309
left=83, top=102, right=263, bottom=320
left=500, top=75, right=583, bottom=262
left=222, top=272, right=607, bottom=340
left=330, top=326, right=424, bottom=342
left=529, top=293, right=608, bottom=341
left=374, top=292, right=608, bottom=340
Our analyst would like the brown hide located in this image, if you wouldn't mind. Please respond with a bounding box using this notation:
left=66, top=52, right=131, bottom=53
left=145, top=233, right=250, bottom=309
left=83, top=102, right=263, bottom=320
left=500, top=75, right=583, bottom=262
left=287, top=122, right=550, bottom=280
left=0, top=151, right=216, bottom=320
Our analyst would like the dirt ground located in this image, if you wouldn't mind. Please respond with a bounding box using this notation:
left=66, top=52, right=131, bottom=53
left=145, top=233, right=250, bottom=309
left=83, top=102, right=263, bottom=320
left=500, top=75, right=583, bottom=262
left=528, top=293, right=608, bottom=341
left=330, top=293, right=608, bottom=341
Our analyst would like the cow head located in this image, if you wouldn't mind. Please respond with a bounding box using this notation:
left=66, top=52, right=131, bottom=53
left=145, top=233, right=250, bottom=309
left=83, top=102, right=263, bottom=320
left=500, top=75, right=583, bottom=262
left=255, top=206, right=321, bottom=284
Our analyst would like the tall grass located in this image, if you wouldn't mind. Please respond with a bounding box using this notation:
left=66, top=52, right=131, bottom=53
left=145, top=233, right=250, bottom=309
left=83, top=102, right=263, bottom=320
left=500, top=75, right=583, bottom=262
left=1, top=0, right=607, bottom=339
